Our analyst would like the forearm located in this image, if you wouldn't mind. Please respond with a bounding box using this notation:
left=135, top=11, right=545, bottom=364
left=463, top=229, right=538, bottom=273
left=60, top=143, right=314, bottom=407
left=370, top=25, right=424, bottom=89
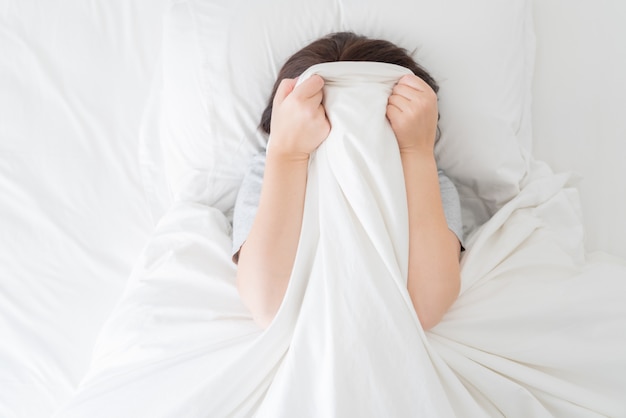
left=401, top=150, right=461, bottom=330
left=236, top=151, right=309, bottom=328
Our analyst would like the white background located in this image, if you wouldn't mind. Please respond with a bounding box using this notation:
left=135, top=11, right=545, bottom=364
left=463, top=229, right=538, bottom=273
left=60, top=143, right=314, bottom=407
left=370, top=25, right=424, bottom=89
left=532, top=0, right=626, bottom=259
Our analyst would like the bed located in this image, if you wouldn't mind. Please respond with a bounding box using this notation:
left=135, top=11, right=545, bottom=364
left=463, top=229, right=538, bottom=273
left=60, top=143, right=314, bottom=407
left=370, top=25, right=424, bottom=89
left=1, top=1, right=625, bottom=417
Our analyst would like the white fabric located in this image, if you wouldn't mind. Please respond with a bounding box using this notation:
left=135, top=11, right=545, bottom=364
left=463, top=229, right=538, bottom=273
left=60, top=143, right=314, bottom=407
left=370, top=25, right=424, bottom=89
left=3, top=2, right=626, bottom=417
left=0, top=2, right=162, bottom=417
left=142, top=0, right=535, bottom=238
left=56, top=62, right=626, bottom=417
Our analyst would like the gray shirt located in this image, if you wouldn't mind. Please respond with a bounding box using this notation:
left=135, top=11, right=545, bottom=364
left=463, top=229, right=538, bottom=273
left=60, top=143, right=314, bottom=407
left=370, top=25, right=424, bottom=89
left=232, top=151, right=464, bottom=260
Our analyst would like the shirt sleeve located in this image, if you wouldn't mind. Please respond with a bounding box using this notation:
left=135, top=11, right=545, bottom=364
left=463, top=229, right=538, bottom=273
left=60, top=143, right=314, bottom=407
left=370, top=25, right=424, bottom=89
left=231, top=153, right=464, bottom=262
left=438, top=170, right=464, bottom=249
left=231, top=152, right=266, bottom=262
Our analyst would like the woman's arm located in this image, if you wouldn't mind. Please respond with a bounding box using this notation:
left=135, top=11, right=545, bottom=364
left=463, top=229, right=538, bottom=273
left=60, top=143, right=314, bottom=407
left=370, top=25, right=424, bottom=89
left=387, top=74, right=461, bottom=330
left=236, top=75, right=330, bottom=329
left=400, top=151, right=461, bottom=330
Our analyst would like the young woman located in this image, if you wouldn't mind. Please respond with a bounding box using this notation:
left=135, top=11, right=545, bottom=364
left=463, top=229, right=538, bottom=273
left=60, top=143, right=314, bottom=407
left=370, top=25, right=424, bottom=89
left=232, top=32, right=463, bottom=331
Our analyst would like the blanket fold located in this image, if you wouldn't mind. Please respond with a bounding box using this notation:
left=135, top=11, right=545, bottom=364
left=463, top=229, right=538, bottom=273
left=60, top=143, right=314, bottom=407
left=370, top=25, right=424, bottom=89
left=55, top=62, right=626, bottom=418
left=255, top=62, right=456, bottom=417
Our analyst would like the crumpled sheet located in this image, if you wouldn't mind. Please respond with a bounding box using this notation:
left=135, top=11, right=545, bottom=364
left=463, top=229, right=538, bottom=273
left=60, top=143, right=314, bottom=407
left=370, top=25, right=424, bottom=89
left=55, top=62, right=626, bottom=418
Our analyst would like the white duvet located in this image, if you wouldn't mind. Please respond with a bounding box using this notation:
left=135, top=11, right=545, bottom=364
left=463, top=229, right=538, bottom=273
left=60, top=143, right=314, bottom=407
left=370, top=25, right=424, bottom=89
left=56, top=62, right=626, bottom=417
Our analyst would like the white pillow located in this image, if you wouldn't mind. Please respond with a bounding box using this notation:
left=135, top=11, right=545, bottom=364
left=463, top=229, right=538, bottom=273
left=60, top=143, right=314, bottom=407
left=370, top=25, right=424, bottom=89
left=141, top=0, right=535, bottom=236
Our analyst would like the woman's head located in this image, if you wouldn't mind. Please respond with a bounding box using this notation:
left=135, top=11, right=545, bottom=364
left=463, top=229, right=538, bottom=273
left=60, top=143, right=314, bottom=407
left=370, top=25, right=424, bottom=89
left=260, top=32, right=438, bottom=135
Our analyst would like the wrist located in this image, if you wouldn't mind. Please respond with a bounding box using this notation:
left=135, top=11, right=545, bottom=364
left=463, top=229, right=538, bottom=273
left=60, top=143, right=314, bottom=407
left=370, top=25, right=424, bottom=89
left=400, top=148, right=438, bottom=178
left=399, top=145, right=435, bottom=161
left=266, top=147, right=310, bottom=168
left=267, top=141, right=310, bottom=163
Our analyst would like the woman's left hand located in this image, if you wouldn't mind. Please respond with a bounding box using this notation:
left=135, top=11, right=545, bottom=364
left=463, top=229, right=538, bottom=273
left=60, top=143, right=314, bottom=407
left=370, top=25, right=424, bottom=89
left=386, top=74, right=438, bottom=155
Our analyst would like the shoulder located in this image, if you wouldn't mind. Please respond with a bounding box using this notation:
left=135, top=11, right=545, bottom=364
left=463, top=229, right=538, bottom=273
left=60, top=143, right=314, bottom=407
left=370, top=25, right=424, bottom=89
left=436, top=169, right=464, bottom=248
left=248, top=150, right=267, bottom=174
left=436, top=169, right=460, bottom=205
left=240, top=151, right=267, bottom=188
left=236, top=150, right=267, bottom=203
left=437, top=169, right=457, bottom=191
left=231, top=150, right=267, bottom=260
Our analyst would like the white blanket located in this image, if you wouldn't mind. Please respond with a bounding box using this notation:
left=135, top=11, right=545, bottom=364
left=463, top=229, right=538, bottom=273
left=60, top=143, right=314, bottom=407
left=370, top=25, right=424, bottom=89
left=55, top=62, right=626, bottom=417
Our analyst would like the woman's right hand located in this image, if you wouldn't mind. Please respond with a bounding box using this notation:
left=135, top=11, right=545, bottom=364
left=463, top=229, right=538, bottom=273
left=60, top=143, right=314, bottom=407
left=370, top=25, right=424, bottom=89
left=268, top=75, right=331, bottom=159
left=237, top=74, right=329, bottom=328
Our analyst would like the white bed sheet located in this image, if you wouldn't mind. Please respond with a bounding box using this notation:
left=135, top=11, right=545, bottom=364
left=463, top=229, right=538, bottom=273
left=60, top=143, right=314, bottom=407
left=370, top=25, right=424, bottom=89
left=54, top=61, right=626, bottom=417
left=1, top=0, right=625, bottom=417
left=0, top=2, right=162, bottom=417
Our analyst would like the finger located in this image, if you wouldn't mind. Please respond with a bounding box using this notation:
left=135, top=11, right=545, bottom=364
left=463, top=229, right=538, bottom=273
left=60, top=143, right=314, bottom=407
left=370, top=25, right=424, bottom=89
left=294, top=74, right=325, bottom=99
left=388, top=93, right=411, bottom=112
left=274, top=78, right=298, bottom=104
left=311, top=89, right=324, bottom=106
left=320, top=110, right=331, bottom=137
left=398, top=74, right=431, bottom=92
left=391, top=84, right=419, bottom=102
left=386, top=102, right=403, bottom=121
left=315, top=101, right=330, bottom=123
left=318, top=103, right=330, bottom=122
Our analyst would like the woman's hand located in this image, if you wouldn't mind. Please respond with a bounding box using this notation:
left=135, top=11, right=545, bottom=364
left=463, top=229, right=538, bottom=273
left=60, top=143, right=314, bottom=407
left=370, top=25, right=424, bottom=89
left=236, top=75, right=329, bottom=328
left=269, top=75, right=331, bottom=160
left=388, top=74, right=459, bottom=330
left=386, top=74, right=438, bottom=155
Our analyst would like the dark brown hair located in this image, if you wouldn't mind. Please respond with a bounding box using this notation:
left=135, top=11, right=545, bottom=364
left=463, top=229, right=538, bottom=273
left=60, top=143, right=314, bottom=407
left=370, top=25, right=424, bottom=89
left=260, top=31, right=439, bottom=135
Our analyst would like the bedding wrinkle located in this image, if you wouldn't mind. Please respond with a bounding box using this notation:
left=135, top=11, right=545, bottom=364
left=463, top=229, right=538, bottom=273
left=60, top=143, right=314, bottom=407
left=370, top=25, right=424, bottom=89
left=325, top=134, right=408, bottom=290
left=322, top=74, right=409, bottom=279
left=1, top=27, right=97, bottom=152
left=50, top=14, right=626, bottom=412
left=250, top=62, right=455, bottom=417
left=1, top=2, right=164, bottom=416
